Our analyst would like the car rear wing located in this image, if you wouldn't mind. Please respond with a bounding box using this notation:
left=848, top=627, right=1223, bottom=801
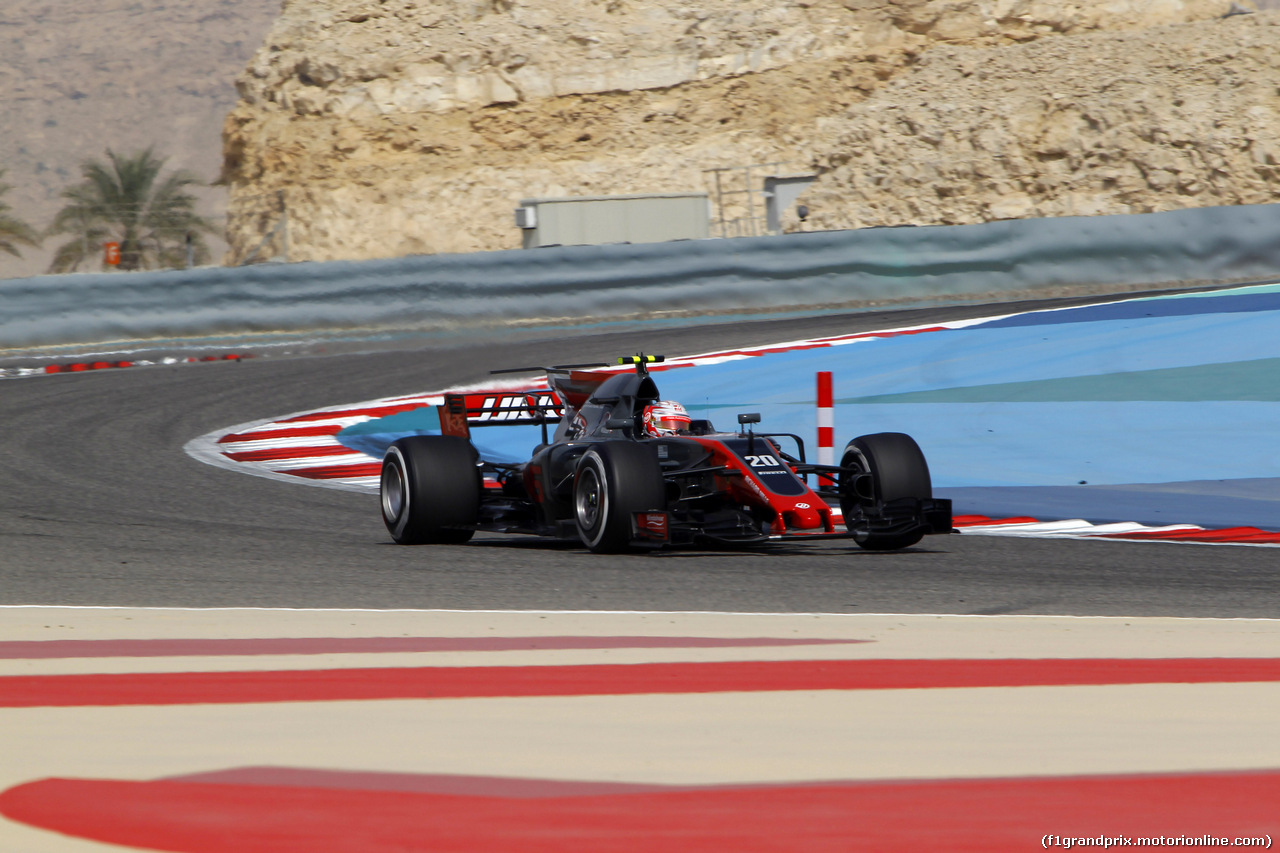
left=438, top=390, right=562, bottom=440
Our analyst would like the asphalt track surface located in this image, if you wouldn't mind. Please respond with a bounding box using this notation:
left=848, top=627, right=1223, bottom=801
left=3, top=295, right=1278, bottom=617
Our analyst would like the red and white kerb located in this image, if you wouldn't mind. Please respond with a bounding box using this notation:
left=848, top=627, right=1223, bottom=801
left=817, top=371, right=834, bottom=466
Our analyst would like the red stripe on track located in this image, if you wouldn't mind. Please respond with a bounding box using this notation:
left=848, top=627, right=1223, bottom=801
left=955, top=515, right=1280, bottom=543
left=700, top=327, right=953, bottom=362
left=885, top=325, right=949, bottom=337
left=171, top=767, right=685, bottom=798
left=731, top=343, right=833, bottom=357
left=277, top=404, right=425, bottom=424
left=952, top=515, right=1042, bottom=527
left=222, top=445, right=357, bottom=463
left=287, top=462, right=383, bottom=480
left=1105, top=527, right=1280, bottom=543
left=0, top=636, right=866, bottom=660
left=4, top=770, right=1277, bottom=852
left=694, top=343, right=832, bottom=360
left=810, top=325, right=950, bottom=343
left=217, top=425, right=344, bottom=443
left=3, top=658, right=1279, bottom=708
left=386, top=394, right=443, bottom=403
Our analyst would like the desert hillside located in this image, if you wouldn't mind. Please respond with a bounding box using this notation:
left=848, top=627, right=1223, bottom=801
left=220, top=0, right=1279, bottom=264
left=0, top=0, right=280, bottom=279
left=4, top=0, right=1278, bottom=278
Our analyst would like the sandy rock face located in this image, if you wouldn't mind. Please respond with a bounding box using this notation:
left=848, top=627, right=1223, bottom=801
left=222, top=0, right=1253, bottom=263
left=804, top=12, right=1280, bottom=230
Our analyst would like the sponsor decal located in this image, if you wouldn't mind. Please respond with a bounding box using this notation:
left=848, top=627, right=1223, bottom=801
left=467, top=392, right=561, bottom=423
left=634, top=512, right=669, bottom=542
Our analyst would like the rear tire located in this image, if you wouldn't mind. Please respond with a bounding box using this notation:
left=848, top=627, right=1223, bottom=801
left=839, top=432, right=932, bottom=551
left=381, top=436, right=480, bottom=544
left=573, top=443, right=665, bottom=553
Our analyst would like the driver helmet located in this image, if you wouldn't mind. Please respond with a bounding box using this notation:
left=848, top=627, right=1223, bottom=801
left=643, top=400, right=692, bottom=437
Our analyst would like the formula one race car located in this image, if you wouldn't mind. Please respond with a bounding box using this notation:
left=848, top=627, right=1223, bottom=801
left=379, top=355, right=952, bottom=552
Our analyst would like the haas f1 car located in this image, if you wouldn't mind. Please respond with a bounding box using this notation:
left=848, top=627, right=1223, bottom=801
left=380, top=356, right=952, bottom=552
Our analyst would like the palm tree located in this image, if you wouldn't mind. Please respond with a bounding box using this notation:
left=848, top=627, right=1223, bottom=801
left=46, top=148, right=216, bottom=273
left=0, top=169, right=40, bottom=259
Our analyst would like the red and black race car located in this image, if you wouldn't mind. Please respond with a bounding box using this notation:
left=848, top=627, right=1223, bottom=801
left=379, top=355, right=952, bottom=552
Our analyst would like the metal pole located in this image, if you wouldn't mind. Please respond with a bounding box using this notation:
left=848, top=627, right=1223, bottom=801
left=279, top=190, right=288, bottom=263
left=713, top=169, right=726, bottom=238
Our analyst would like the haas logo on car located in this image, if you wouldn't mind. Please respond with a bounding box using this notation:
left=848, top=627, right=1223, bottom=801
left=472, top=393, right=559, bottom=422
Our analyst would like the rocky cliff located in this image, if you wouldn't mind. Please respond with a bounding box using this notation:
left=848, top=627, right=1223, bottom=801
left=221, top=0, right=1273, bottom=263
left=805, top=11, right=1280, bottom=230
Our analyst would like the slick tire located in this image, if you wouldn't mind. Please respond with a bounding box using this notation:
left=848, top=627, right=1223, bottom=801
left=572, top=442, right=665, bottom=553
left=839, top=432, right=932, bottom=551
left=381, top=436, right=480, bottom=545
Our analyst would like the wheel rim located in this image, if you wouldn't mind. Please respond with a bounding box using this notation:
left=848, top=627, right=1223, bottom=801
left=381, top=460, right=405, bottom=523
left=575, top=466, right=603, bottom=532
left=838, top=449, right=871, bottom=540
left=839, top=450, right=872, bottom=502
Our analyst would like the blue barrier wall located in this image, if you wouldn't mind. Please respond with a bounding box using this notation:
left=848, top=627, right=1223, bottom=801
left=3, top=202, right=1279, bottom=349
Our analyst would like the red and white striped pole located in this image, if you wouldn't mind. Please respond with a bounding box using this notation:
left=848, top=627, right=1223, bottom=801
left=816, top=371, right=834, bottom=466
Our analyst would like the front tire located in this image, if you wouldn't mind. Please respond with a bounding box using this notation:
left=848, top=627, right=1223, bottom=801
left=381, top=436, right=480, bottom=544
left=839, top=432, right=932, bottom=551
left=573, top=443, right=665, bottom=553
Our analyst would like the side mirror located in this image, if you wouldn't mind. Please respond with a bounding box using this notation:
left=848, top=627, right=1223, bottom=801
left=605, top=417, right=634, bottom=431
left=737, top=413, right=761, bottom=425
